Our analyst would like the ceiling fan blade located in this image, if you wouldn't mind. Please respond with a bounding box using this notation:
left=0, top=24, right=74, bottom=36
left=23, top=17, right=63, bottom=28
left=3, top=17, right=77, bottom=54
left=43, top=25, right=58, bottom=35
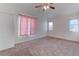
left=35, top=5, right=42, bottom=8
left=49, top=3, right=53, bottom=4
left=49, top=6, right=55, bottom=9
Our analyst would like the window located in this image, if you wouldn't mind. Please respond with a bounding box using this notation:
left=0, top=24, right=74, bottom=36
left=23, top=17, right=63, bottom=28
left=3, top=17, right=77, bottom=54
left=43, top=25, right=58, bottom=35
left=18, top=15, right=37, bottom=36
left=48, top=22, right=53, bottom=31
left=19, top=16, right=28, bottom=36
left=69, top=19, right=78, bottom=32
left=30, top=17, right=37, bottom=35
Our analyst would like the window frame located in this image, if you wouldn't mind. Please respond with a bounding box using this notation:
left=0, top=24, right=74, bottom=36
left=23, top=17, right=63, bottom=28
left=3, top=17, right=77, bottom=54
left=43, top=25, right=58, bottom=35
left=48, top=21, right=53, bottom=32
left=18, top=15, right=37, bottom=36
left=69, top=19, right=79, bottom=32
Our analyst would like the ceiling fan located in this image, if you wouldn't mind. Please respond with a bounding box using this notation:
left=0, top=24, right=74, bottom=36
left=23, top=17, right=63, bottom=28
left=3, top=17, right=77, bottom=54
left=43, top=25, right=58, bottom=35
left=35, top=3, right=55, bottom=11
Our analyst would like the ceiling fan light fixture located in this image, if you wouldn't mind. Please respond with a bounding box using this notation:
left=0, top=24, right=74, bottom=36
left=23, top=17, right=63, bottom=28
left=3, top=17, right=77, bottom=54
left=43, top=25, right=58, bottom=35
left=43, top=6, right=47, bottom=10
left=47, top=6, right=49, bottom=9
left=43, top=6, right=49, bottom=10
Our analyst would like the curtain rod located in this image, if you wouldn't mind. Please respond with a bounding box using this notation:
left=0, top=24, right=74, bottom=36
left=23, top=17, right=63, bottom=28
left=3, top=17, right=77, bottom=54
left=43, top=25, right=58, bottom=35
left=18, top=14, right=37, bottom=18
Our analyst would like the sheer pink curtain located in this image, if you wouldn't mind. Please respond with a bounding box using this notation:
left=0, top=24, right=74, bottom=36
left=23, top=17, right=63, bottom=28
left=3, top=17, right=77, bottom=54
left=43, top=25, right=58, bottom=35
left=30, top=17, right=37, bottom=35
left=19, top=15, right=37, bottom=36
left=20, top=16, right=28, bottom=35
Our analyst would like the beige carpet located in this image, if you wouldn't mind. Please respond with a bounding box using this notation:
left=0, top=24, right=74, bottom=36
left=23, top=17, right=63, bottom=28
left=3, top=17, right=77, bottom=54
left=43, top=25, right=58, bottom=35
left=0, top=36, right=79, bottom=56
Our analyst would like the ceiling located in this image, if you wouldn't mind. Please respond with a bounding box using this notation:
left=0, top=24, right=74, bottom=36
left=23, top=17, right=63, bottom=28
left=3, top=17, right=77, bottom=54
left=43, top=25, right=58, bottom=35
left=45, top=3, right=79, bottom=18
left=0, top=3, right=79, bottom=18
left=52, top=3, right=79, bottom=15
left=22, top=3, right=79, bottom=17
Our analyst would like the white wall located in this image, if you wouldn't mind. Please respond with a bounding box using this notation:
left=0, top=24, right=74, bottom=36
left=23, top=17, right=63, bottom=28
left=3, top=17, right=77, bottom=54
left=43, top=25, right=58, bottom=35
left=0, top=13, right=15, bottom=50
left=48, top=14, right=79, bottom=42
left=0, top=3, right=47, bottom=50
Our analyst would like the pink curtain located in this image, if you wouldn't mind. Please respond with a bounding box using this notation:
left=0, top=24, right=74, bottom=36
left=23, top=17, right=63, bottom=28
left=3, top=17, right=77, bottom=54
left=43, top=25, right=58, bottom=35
left=19, top=15, right=37, bottom=36
left=30, top=17, right=37, bottom=35
left=20, top=16, right=28, bottom=35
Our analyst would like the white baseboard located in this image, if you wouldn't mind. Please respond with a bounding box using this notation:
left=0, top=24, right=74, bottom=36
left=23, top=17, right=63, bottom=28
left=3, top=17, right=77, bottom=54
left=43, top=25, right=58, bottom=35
left=0, top=44, right=15, bottom=51
left=29, top=33, right=47, bottom=40
left=48, top=34, right=79, bottom=42
left=15, top=33, right=47, bottom=44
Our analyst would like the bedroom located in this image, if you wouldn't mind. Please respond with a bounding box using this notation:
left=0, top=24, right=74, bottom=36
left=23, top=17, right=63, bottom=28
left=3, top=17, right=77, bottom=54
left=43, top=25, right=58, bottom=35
left=0, top=3, right=79, bottom=56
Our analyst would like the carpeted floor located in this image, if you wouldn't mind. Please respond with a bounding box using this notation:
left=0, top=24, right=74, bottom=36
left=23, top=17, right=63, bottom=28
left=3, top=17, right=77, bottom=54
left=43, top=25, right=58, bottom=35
left=0, top=36, right=79, bottom=56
